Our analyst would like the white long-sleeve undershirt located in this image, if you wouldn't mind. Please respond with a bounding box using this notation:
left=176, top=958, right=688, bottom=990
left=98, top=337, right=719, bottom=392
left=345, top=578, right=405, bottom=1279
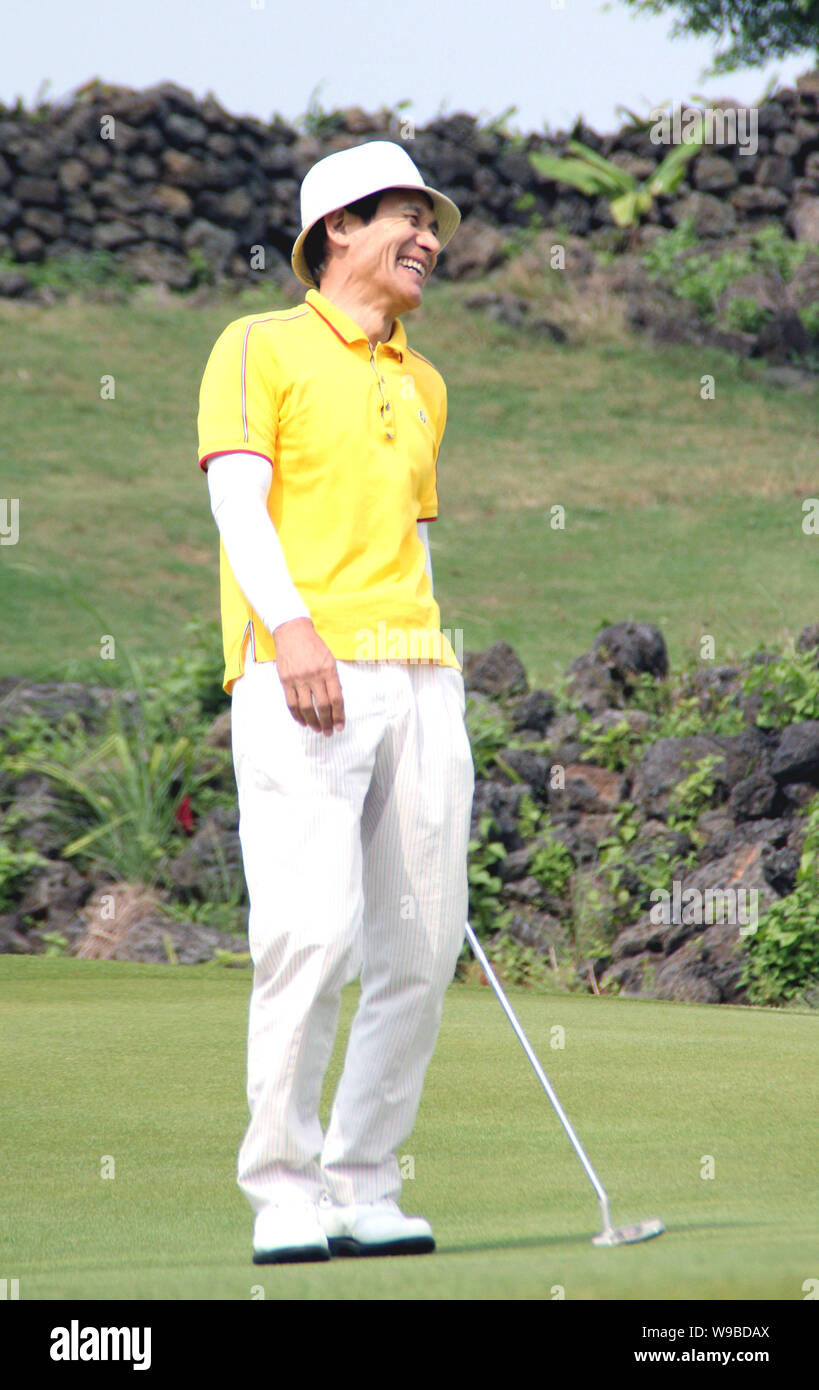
left=205, top=451, right=434, bottom=639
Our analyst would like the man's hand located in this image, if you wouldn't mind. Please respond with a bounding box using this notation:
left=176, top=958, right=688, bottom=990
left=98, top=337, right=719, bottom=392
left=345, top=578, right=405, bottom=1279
left=272, top=617, right=346, bottom=736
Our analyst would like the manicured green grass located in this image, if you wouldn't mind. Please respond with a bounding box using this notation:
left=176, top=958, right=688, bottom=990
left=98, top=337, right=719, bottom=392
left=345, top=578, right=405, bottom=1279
left=1, top=282, right=817, bottom=690
left=2, top=957, right=816, bottom=1300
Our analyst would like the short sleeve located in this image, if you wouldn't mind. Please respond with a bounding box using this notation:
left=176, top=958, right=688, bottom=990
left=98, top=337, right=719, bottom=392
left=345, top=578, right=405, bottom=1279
left=197, top=318, right=279, bottom=471
left=418, top=381, right=446, bottom=521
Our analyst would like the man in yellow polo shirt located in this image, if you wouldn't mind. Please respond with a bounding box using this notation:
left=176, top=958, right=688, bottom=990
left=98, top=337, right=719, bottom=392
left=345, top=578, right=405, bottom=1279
left=197, top=141, right=474, bottom=1264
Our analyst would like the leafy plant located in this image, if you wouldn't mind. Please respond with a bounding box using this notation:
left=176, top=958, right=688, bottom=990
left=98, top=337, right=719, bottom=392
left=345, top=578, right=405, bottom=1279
left=0, top=249, right=136, bottom=296
left=0, top=839, right=49, bottom=911
left=613, top=98, right=673, bottom=130
left=576, top=711, right=645, bottom=771
left=186, top=248, right=214, bottom=288
left=643, top=227, right=755, bottom=318
left=724, top=296, right=774, bottom=335
left=627, top=667, right=745, bottom=739
left=641, top=220, right=819, bottom=346
left=158, top=877, right=245, bottom=936
left=741, top=644, right=819, bottom=729
left=750, top=223, right=813, bottom=282
left=207, top=948, right=252, bottom=969
left=529, top=121, right=704, bottom=242
left=666, top=753, right=724, bottom=833
left=639, top=217, right=700, bottom=277
left=10, top=725, right=192, bottom=884
left=0, top=708, right=89, bottom=770
left=465, top=694, right=517, bottom=778
left=481, top=933, right=556, bottom=989
left=502, top=192, right=546, bottom=261
left=595, top=802, right=643, bottom=923
left=567, top=867, right=614, bottom=964
left=530, top=826, right=575, bottom=899
left=799, top=302, right=819, bottom=344
left=298, top=82, right=345, bottom=136
left=743, top=796, right=819, bottom=1005
left=4, top=650, right=229, bottom=888
left=467, top=813, right=513, bottom=938
left=139, top=617, right=227, bottom=728
left=514, top=794, right=574, bottom=899
left=516, top=792, right=542, bottom=842
left=743, top=884, right=819, bottom=1006
left=478, top=103, right=521, bottom=137
left=39, top=931, right=70, bottom=956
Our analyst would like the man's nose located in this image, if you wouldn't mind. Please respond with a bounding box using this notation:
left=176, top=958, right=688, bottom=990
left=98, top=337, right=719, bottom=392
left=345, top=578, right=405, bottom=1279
left=417, top=227, right=440, bottom=256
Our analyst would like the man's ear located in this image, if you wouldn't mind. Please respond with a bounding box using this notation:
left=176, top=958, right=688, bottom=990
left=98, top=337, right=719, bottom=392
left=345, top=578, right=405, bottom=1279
left=324, top=206, right=352, bottom=250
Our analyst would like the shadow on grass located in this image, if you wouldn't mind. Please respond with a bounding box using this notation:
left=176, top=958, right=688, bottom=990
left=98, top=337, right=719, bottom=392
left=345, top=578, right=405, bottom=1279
left=438, top=1215, right=785, bottom=1258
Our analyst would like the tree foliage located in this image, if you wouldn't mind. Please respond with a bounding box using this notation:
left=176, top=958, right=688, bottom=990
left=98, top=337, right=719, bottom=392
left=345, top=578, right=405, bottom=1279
left=619, top=1, right=819, bottom=73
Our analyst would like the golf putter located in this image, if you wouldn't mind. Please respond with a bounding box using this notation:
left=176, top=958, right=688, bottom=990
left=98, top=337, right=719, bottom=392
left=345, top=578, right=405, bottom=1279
left=464, top=921, right=664, bottom=1248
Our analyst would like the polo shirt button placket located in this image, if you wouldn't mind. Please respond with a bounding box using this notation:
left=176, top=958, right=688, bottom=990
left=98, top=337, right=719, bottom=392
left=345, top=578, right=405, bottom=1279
left=370, top=343, right=394, bottom=442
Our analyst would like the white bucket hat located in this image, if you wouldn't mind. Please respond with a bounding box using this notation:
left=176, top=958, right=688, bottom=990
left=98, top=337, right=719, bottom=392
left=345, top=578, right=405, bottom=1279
left=290, top=139, right=461, bottom=289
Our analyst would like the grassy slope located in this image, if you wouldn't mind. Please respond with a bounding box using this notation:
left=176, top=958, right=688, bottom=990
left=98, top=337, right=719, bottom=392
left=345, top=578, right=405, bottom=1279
left=1, top=281, right=817, bottom=691
left=2, top=957, right=816, bottom=1301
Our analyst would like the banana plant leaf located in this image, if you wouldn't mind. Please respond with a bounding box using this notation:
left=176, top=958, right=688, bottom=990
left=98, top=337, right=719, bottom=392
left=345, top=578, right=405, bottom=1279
left=529, top=150, right=626, bottom=197
left=609, top=188, right=653, bottom=228
left=649, top=130, right=704, bottom=195
left=566, top=140, right=636, bottom=192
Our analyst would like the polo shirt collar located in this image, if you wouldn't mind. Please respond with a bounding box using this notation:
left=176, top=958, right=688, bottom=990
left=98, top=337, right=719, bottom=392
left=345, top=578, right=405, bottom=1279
left=305, top=287, right=406, bottom=360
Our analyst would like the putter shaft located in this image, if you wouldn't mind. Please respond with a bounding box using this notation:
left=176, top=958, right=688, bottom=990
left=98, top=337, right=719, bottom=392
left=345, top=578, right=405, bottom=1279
left=464, top=921, right=613, bottom=1230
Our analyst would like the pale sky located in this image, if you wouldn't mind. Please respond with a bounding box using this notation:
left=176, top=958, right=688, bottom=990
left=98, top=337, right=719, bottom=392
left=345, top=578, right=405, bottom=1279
left=1, top=0, right=814, bottom=138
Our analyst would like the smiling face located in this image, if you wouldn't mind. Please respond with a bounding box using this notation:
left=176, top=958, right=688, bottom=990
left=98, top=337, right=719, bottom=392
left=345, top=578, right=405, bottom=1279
left=321, top=188, right=441, bottom=314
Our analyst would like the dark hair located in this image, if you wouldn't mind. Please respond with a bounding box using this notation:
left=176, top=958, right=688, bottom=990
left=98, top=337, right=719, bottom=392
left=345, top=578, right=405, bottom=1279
left=303, top=191, right=383, bottom=288
left=303, top=188, right=434, bottom=287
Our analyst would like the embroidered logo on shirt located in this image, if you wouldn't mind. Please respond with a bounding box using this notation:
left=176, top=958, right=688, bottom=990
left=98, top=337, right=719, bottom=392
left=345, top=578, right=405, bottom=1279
left=418, top=409, right=427, bottom=423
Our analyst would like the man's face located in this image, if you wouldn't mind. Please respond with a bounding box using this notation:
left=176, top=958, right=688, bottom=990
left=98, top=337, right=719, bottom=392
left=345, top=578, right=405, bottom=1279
left=324, top=189, right=441, bottom=310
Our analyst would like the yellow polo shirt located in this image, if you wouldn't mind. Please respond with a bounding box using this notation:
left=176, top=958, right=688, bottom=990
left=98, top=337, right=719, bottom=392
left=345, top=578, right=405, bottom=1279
left=197, top=288, right=460, bottom=695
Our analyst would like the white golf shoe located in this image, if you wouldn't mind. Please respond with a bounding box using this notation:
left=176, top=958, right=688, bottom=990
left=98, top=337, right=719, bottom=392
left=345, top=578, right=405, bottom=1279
left=317, top=1193, right=435, bottom=1257
left=252, top=1197, right=331, bottom=1265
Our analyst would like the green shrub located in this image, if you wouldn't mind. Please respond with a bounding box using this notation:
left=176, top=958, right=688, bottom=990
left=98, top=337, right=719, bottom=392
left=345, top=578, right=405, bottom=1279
left=39, top=931, right=70, bottom=956
left=467, top=813, right=513, bottom=938
left=750, top=223, right=813, bottom=282
left=641, top=221, right=818, bottom=327
left=743, top=882, right=819, bottom=1006
left=596, top=800, right=697, bottom=932
left=465, top=694, right=517, bottom=778
left=799, top=302, right=819, bottom=344
left=626, top=667, right=745, bottom=740
left=0, top=249, right=136, bottom=296
left=0, top=838, right=48, bottom=911
left=140, top=617, right=227, bottom=728
left=576, top=711, right=644, bottom=770
left=724, top=296, right=773, bottom=335
left=514, top=794, right=574, bottom=898
left=482, top=932, right=556, bottom=989
left=502, top=193, right=546, bottom=261
left=0, top=708, right=89, bottom=768
left=186, top=248, right=214, bottom=288
left=741, top=644, right=819, bottom=729
left=739, top=795, right=817, bottom=1011
left=4, top=649, right=232, bottom=888
left=666, top=753, right=724, bottom=833
left=530, top=826, right=575, bottom=899
left=595, top=803, right=641, bottom=924
left=640, top=218, right=700, bottom=277
left=743, top=797, right=819, bottom=1004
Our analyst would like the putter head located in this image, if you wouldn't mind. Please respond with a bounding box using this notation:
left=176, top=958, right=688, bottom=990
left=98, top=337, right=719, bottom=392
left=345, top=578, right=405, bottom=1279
left=592, top=1217, right=665, bottom=1247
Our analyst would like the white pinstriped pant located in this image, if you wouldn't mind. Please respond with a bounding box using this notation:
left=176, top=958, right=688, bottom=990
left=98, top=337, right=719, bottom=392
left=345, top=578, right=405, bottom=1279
left=230, top=647, right=475, bottom=1212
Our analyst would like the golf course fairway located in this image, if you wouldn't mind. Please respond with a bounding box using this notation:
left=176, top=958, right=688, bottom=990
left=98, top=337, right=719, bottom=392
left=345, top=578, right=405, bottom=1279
left=1, top=956, right=816, bottom=1301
